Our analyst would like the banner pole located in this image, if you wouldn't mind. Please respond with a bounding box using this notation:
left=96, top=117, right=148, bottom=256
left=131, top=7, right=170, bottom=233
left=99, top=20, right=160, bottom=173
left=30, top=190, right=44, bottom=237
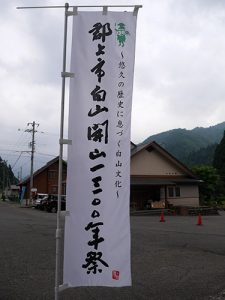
left=55, top=3, right=69, bottom=300
left=16, top=3, right=141, bottom=295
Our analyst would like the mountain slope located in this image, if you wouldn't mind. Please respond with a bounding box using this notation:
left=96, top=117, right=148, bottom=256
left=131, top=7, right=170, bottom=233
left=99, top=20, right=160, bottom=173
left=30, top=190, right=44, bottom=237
left=143, top=122, right=225, bottom=166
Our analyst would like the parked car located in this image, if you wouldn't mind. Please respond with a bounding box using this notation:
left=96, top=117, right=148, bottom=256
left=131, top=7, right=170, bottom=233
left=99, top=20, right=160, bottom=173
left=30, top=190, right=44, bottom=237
left=38, top=194, right=57, bottom=211
left=33, top=193, right=48, bottom=209
left=45, top=195, right=66, bottom=213
left=39, top=196, right=50, bottom=211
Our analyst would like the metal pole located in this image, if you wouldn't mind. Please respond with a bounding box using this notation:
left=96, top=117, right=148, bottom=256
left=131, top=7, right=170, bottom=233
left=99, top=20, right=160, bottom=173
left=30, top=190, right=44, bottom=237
left=55, top=3, right=69, bottom=300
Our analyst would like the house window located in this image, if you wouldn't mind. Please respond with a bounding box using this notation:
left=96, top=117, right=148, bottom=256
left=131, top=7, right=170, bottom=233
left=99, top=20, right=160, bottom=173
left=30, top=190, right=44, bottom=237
left=168, top=186, right=180, bottom=198
left=49, top=171, right=57, bottom=179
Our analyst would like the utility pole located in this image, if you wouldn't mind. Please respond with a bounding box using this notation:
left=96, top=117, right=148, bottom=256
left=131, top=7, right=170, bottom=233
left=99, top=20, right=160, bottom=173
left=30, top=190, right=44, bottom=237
left=26, top=121, right=39, bottom=206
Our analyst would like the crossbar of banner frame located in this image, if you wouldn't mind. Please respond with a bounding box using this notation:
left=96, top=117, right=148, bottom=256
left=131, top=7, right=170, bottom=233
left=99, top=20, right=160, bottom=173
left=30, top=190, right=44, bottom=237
left=17, top=3, right=142, bottom=300
left=17, top=4, right=142, bottom=9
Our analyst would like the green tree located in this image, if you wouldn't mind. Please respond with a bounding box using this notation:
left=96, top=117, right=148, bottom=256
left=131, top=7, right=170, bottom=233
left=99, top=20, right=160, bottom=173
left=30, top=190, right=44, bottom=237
left=213, top=131, right=225, bottom=180
left=192, top=165, right=221, bottom=206
left=186, top=144, right=217, bottom=167
left=0, top=158, right=18, bottom=192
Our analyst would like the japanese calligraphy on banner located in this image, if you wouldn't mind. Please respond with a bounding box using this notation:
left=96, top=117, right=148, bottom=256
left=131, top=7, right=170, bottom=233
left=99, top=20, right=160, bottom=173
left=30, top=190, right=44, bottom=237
left=64, top=11, right=137, bottom=287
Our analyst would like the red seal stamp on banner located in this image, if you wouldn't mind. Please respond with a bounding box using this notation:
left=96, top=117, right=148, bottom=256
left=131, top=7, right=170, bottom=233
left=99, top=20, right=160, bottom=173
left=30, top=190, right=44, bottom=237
left=112, top=270, right=120, bottom=280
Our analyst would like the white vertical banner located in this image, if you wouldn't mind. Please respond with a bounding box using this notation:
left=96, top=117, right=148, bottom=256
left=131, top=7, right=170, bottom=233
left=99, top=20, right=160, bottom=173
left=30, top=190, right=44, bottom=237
left=64, top=11, right=137, bottom=287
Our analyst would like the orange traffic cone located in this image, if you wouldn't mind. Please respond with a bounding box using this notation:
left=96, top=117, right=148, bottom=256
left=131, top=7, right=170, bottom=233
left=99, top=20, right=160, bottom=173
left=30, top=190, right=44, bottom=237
left=197, top=213, right=202, bottom=226
left=160, top=210, right=165, bottom=222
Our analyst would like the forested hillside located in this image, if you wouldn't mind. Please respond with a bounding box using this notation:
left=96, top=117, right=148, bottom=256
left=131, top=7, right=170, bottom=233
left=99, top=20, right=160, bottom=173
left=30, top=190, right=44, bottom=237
left=143, top=122, right=225, bottom=166
left=0, top=157, right=18, bottom=191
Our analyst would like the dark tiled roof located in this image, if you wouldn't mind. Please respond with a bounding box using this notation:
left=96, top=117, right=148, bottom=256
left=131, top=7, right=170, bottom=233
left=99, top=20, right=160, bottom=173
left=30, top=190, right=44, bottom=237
left=18, top=156, right=66, bottom=185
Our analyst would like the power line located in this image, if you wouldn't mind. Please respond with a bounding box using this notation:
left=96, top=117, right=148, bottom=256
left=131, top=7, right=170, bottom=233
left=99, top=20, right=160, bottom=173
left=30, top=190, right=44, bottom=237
left=36, top=152, right=58, bottom=157
left=11, top=152, right=23, bottom=170
left=14, top=126, right=30, bottom=148
left=0, top=148, right=28, bottom=152
left=13, top=159, right=30, bottom=174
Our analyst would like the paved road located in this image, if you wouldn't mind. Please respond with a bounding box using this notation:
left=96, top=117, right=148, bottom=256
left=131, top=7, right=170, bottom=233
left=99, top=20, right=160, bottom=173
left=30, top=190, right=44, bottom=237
left=1, top=201, right=225, bottom=300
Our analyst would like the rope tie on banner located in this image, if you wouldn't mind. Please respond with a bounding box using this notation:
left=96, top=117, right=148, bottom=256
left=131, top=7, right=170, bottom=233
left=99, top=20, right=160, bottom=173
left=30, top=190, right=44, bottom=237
left=58, top=284, right=68, bottom=292
left=61, top=71, right=74, bottom=78
left=60, top=210, right=70, bottom=217
left=73, top=6, right=78, bottom=15
left=103, top=6, right=108, bottom=15
left=59, top=138, right=72, bottom=145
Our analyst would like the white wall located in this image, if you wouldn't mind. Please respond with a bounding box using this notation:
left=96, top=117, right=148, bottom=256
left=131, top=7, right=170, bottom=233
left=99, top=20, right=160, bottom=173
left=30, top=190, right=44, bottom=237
left=131, top=149, right=184, bottom=176
left=160, top=185, right=199, bottom=207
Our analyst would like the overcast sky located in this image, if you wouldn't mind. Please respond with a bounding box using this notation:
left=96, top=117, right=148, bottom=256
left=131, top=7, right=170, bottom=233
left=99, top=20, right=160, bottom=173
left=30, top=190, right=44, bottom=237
left=1, top=0, right=225, bottom=177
